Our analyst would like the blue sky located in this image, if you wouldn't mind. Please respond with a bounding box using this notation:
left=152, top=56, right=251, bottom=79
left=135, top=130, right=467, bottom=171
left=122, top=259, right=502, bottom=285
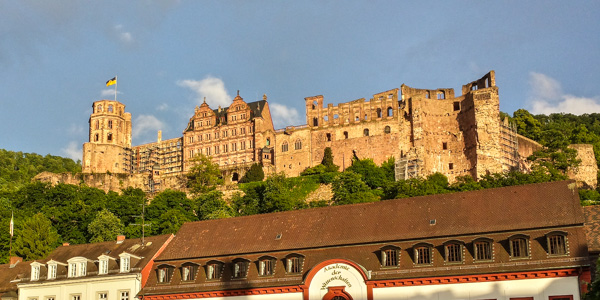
left=1, top=1, right=599, bottom=161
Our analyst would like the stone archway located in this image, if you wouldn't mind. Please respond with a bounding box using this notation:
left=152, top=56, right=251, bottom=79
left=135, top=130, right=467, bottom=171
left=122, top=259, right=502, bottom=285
left=232, top=172, right=239, bottom=182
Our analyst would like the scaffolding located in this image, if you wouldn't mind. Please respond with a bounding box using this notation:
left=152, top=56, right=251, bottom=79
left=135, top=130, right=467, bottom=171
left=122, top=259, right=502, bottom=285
left=500, top=119, right=519, bottom=171
left=395, top=157, right=423, bottom=181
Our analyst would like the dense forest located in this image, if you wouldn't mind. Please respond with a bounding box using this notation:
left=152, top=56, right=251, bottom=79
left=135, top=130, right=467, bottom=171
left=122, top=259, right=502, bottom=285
left=1, top=108, right=600, bottom=265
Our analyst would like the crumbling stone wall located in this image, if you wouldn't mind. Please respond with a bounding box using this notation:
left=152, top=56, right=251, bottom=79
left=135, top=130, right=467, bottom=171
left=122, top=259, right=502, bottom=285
left=568, top=144, right=598, bottom=189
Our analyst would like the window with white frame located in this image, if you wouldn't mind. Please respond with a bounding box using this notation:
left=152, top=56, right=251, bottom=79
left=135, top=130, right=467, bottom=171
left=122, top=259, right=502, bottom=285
left=31, top=265, right=40, bottom=281
left=99, top=258, right=109, bottom=275
left=48, top=264, right=57, bottom=279
left=69, top=263, right=77, bottom=277
left=79, top=262, right=87, bottom=276
left=119, top=291, right=129, bottom=300
left=120, top=256, right=130, bottom=272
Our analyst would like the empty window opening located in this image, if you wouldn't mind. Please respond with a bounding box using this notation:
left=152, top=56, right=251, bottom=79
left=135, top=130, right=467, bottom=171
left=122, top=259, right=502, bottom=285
left=364, top=114, right=368, bottom=121
left=437, top=91, right=446, bottom=100
left=333, top=114, right=339, bottom=119
left=232, top=173, right=239, bottom=182
left=449, top=163, right=454, bottom=170
left=313, top=117, right=318, bottom=126
left=344, top=131, right=348, bottom=139
left=108, top=105, right=114, bottom=113
left=387, top=107, right=393, bottom=117
left=94, top=134, right=99, bottom=142
left=425, top=91, right=430, bottom=99
left=107, top=133, right=113, bottom=142
left=472, top=83, right=478, bottom=91
left=326, top=133, right=331, bottom=141
left=453, top=102, right=460, bottom=111
left=442, top=142, right=448, bottom=150
left=312, top=100, right=317, bottom=110
left=266, top=138, right=270, bottom=146
left=377, top=108, right=382, bottom=118
left=323, top=115, right=329, bottom=122
left=363, top=129, right=369, bottom=137
left=355, top=115, right=359, bottom=121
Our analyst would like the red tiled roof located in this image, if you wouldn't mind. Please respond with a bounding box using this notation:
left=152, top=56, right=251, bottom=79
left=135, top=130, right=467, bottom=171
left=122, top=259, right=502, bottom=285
left=583, top=205, right=600, bottom=252
left=0, top=260, right=31, bottom=294
left=158, top=180, right=584, bottom=261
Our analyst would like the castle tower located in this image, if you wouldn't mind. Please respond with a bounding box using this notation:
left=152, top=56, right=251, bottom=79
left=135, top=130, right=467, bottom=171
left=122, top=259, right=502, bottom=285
left=82, top=100, right=132, bottom=174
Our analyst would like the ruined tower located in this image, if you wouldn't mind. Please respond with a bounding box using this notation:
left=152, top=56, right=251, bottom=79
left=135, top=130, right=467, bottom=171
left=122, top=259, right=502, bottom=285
left=82, top=100, right=132, bottom=174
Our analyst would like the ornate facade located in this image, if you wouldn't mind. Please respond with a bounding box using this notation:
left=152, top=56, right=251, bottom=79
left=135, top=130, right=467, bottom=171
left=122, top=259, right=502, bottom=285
left=79, top=71, right=597, bottom=193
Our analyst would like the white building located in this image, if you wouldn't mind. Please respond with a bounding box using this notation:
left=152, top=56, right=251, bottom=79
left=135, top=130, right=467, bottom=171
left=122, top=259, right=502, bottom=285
left=17, top=235, right=172, bottom=300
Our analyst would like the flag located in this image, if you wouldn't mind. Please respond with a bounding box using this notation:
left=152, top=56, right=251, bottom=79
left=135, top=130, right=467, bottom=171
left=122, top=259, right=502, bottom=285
left=106, top=77, right=117, bottom=87
left=9, top=212, right=13, bottom=237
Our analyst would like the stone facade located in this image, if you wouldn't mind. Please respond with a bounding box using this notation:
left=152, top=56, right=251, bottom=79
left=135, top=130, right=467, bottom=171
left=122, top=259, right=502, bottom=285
left=69, top=71, right=596, bottom=194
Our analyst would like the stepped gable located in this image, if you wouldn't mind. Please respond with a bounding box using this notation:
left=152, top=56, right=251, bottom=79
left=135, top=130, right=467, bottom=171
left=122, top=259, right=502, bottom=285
left=157, top=180, right=584, bottom=261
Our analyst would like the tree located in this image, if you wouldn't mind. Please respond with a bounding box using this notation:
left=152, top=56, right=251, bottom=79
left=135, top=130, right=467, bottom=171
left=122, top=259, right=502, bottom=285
left=239, top=163, right=264, bottom=183
left=185, top=153, right=223, bottom=195
left=321, top=147, right=339, bottom=172
left=261, top=173, right=307, bottom=213
left=195, top=190, right=234, bottom=220
left=346, top=158, right=387, bottom=189
left=331, top=171, right=378, bottom=205
left=14, top=213, right=60, bottom=260
left=88, top=209, right=124, bottom=243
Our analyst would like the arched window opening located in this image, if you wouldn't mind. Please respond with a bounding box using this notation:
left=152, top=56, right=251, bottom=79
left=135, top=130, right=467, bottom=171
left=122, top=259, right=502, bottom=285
left=108, top=105, right=114, bottom=113
left=387, top=107, right=393, bottom=117
left=266, top=138, right=270, bottom=146
left=363, top=129, right=369, bottom=136
left=437, top=91, right=446, bottom=100
left=282, top=142, right=288, bottom=152
left=97, top=104, right=103, bottom=113
left=344, top=131, right=348, bottom=139
left=295, top=139, right=302, bottom=150
left=364, top=114, right=368, bottom=121
left=312, top=100, right=317, bottom=110
left=313, top=117, right=318, bottom=127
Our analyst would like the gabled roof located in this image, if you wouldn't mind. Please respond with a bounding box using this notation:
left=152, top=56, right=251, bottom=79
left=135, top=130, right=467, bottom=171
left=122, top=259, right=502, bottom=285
left=583, top=204, right=600, bottom=252
left=157, top=180, right=584, bottom=261
left=0, top=261, right=30, bottom=294
left=44, top=235, right=172, bottom=268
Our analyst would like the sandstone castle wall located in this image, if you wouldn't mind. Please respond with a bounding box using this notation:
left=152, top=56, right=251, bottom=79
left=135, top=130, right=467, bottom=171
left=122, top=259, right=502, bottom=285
left=45, top=71, right=597, bottom=194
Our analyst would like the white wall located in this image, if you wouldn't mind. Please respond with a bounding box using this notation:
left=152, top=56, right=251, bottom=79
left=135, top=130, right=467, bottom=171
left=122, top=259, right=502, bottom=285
left=373, top=276, right=581, bottom=300
left=18, top=274, right=140, bottom=300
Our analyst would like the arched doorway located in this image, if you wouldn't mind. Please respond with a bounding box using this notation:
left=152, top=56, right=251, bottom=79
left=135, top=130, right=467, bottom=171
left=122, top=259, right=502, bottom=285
left=322, top=287, right=352, bottom=300
left=232, top=172, right=239, bottom=182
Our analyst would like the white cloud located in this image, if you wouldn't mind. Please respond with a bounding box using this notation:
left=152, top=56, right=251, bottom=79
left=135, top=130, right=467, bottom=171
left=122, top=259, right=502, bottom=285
left=132, top=115, right=165, bottom=140
left=269, top=102, right=302, bottom=129
left=100, top=89, right=122, bottom=98
left=529, top=72, right=600, bottom=115
left=177, top=76, right=232, bottom=108
left=61, top=141, right=82, bottom=161
left=156, top=103, right=169, bottom=111
left=113, top=24, right=134, bottom=45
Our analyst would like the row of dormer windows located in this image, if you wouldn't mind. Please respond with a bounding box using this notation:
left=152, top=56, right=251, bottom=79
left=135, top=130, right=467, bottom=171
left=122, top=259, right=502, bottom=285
left=30, top=255, right=133, bottom=281
left=379, top=232, right=568, bottom=268
left=156, top=254, right=304, bottom=284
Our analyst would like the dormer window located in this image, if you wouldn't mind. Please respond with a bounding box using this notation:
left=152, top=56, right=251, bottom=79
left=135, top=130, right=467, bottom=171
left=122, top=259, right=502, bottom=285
left=67, top=257, right=89, bottom=277
left=380, top=246, right=400, bottom=267
left=444, top=241, right=464, bottom=263
left=509, top=234, right=530, bottom=259
left=48, top=264, right=57, bottom=280
left=205, top=261, right=223, bottom=280
left=473, top=238, right=493, bottom=261
left=120, top=256, right=130, bottom=272
left=547, top=231, right=568, bottom=256
left=285, top=254, right=304, bottom=274
left=99, top=259, right=108, bottom=275
left=232, top=259, right=249, bottom=279
left=258, top=257, right=276, bottom=276
left=413, top=243, right=433, bottom=265
left=157, top=265, right=174, bottom=283
left=31, top=264, right=41, bottom=281
left=181, top=263, right=199, bottom=281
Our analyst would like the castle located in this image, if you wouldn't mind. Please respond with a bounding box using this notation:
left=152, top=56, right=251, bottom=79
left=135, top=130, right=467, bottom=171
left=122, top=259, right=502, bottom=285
left=71, top=71, right=595, bottom=193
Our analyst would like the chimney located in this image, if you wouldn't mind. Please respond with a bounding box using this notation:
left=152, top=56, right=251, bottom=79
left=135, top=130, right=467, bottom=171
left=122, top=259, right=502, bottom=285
left=116, top=235, right=126, bottom=244
left=9, top=256, right=22, bottom=267
left=63, top=242, right=70, bottom=246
